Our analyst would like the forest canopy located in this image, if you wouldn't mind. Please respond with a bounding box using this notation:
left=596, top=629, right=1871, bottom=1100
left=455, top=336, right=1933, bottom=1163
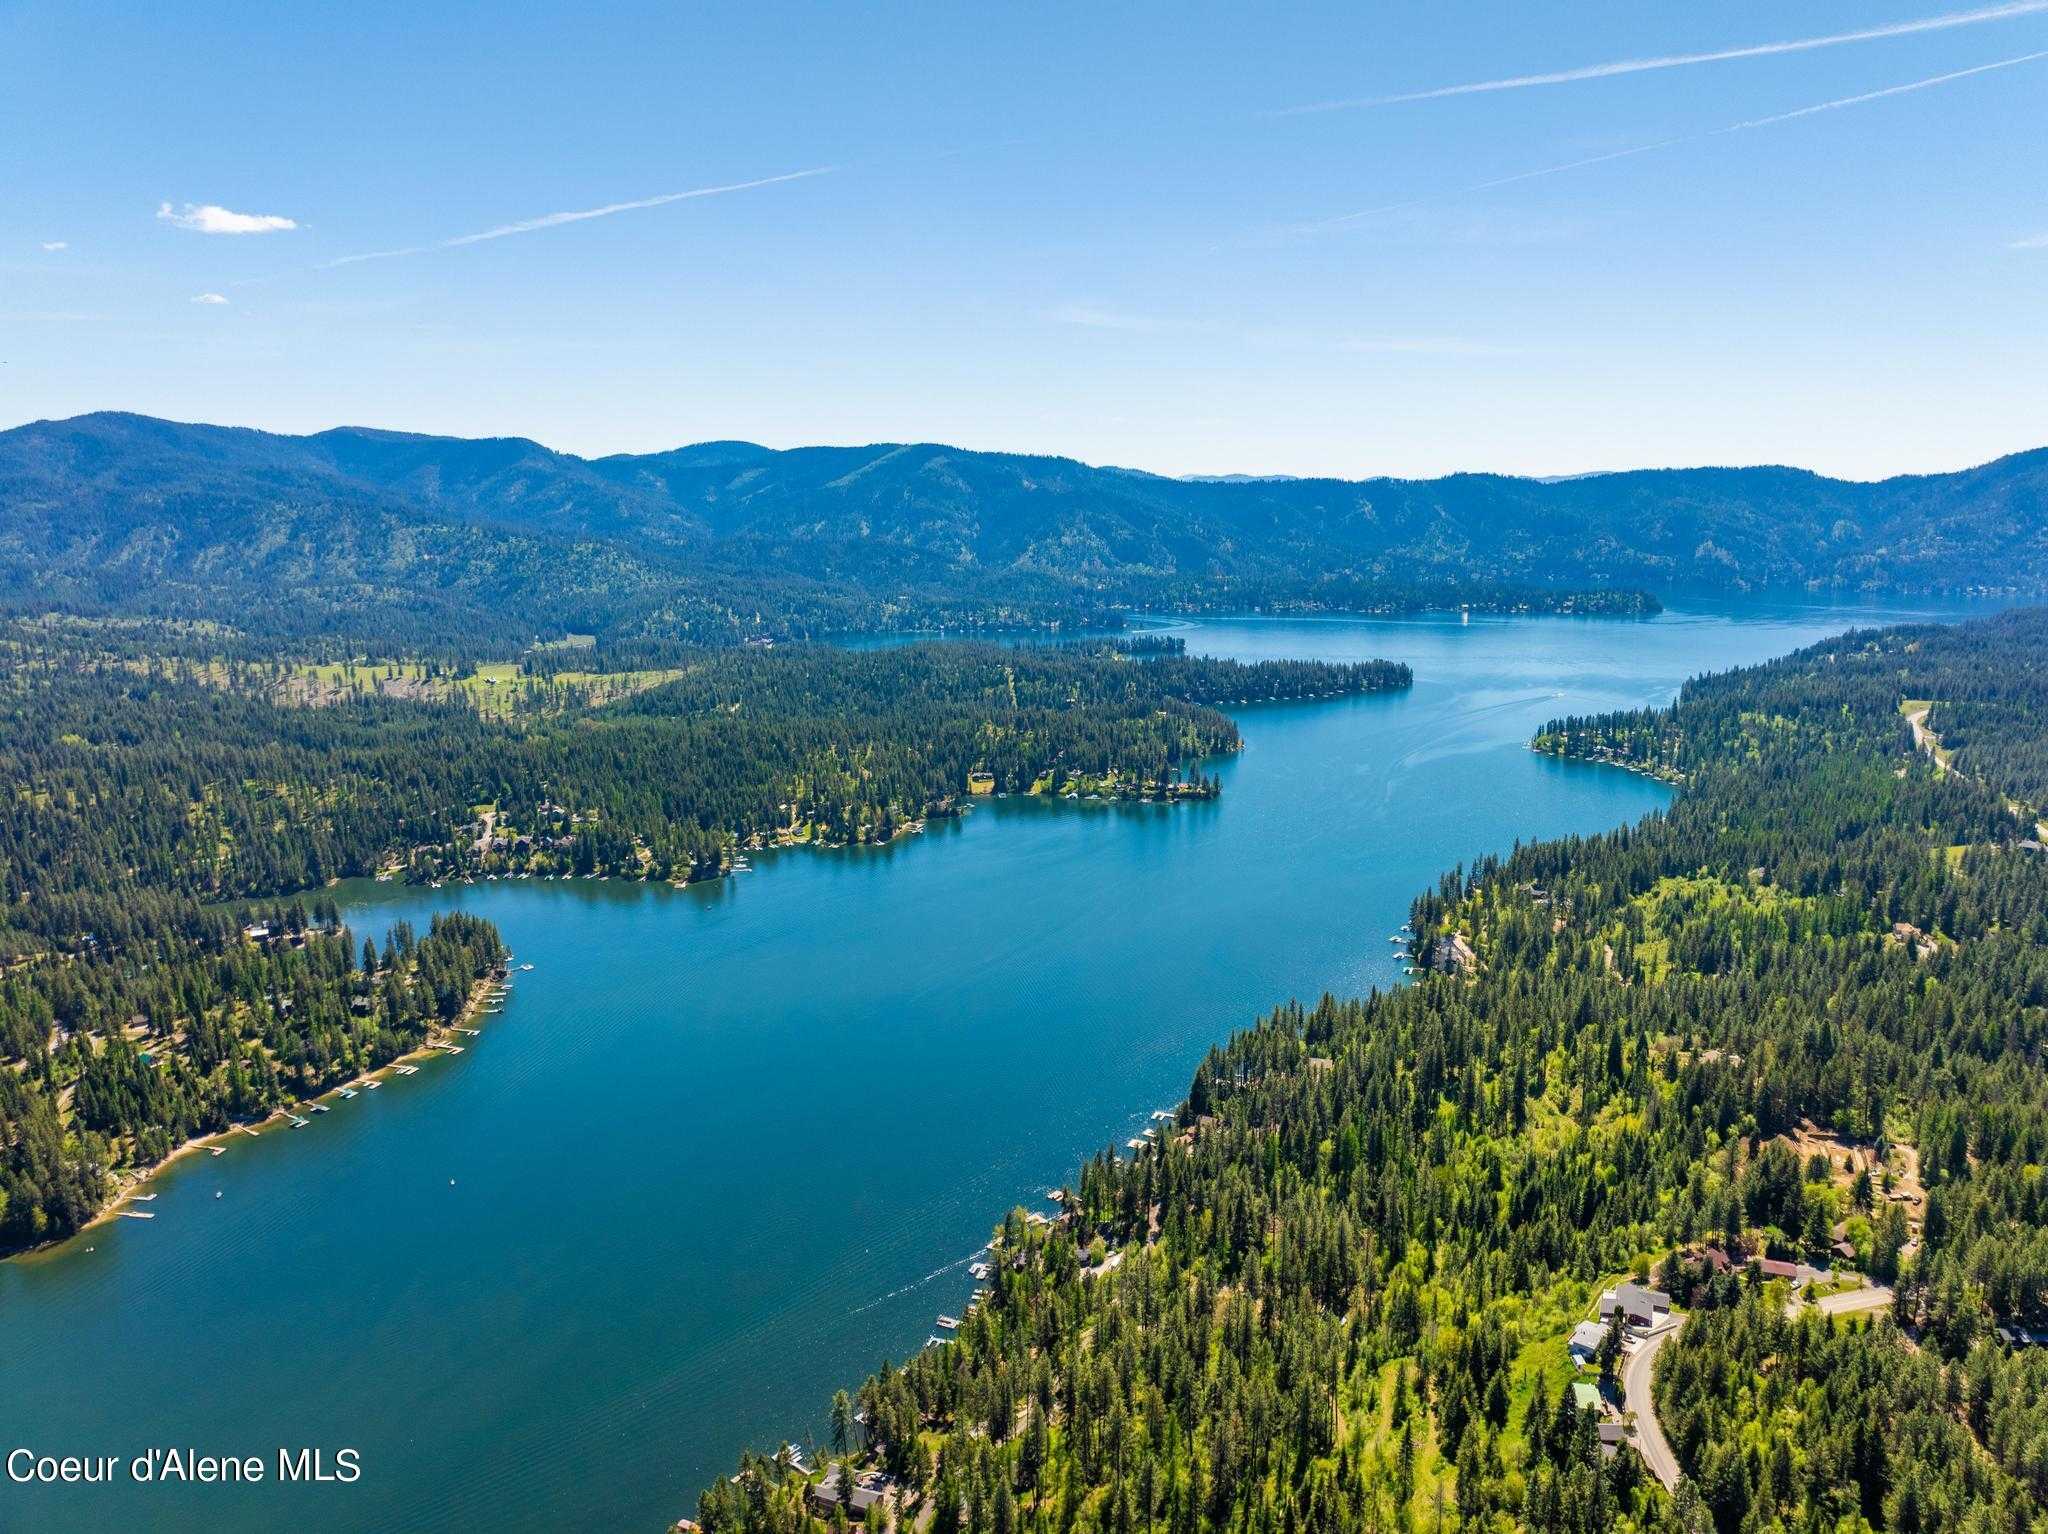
left=690, top=607, right=2048, bottom=1534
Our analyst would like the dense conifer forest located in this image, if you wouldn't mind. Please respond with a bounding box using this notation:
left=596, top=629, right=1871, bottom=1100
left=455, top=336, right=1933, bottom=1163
left=0, top=907, right=504, bottom=1253
left=690, top=608, right=2048, bottom=1534
left=12, top=415, right=2048, bottom=650
left=0, top=624, right=1406, bottom=916
left=0, top=622, right=1405, bottom=1256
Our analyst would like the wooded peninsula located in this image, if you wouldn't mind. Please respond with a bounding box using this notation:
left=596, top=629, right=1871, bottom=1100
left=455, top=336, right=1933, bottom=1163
left=0, top=622, right=1408, bottom=1255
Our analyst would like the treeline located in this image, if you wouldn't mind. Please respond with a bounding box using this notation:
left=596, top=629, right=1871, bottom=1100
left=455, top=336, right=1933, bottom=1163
left=0, top=631, right=1408, bottom=926
left=1914, top=610, right=2048, bottom=804
left=690, top=607, right=2048, bottom=1534
left=0, top=909, right=504, bottom=1254
left=1655, top=1286, right=2048, bottom=1533
left=1145, top=577, right=1662, bottom=621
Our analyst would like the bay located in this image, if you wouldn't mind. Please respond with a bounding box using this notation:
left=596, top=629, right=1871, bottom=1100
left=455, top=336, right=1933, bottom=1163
left=0, top=599, right=1988, bottom=1533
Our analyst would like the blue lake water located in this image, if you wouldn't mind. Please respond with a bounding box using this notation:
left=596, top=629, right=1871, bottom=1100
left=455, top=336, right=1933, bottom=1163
left=0, top=598, right=1991, bottom=1533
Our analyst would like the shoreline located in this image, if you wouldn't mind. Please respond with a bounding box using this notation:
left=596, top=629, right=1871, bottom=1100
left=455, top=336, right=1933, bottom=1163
left=6, top=969, right=506, bottom=1265
left=1530, top=741, right=1683, bottom=785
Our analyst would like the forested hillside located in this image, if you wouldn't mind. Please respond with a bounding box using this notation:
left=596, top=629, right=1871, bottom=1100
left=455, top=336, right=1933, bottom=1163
left=690, top=608, right=2048, bottom=1534
left=17, top=413, right=2048, bottom=651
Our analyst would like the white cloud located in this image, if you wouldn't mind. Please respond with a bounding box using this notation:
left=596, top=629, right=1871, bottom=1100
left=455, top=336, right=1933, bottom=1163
left=323, top=167, right=832, bottom=267
left=2012, top=231, right=2048, bottom=248
left=158, top=202, right=298, bottom=235
left=1277, top=0, right=2048, bottom=114
left=190, top=292, right=230, bottom=305
left=40, top=240, right=68, bottom=252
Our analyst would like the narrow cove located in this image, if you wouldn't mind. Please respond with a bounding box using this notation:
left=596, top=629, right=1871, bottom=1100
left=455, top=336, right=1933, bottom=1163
left=0, top=601, right=1980, bottom=1534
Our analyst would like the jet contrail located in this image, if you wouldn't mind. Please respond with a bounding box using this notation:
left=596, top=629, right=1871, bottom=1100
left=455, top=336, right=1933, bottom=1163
left=1300, top=49, right=2048, bottom=233
left=1275, top=0, right=2048, bottom=115
left=1718, top=46, right=2048, bottom=129
left=322, top=168, right=835, bottom=268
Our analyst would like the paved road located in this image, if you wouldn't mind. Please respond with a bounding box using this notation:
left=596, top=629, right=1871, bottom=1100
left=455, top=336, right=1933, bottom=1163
left=1622, top=1318, right=1684, bottom=1492
left=1623, top=1286, right=1896, bottom=1495
left=1803, top=1283, right=1895, bottom=1319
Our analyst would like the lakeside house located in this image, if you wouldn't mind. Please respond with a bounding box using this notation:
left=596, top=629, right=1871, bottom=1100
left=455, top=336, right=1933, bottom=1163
left=966, top=770, right=996, bottom=795
left=1598, top=1282, right=1672, bottom=1333
left=810, top=1466, right=894, bottom=1520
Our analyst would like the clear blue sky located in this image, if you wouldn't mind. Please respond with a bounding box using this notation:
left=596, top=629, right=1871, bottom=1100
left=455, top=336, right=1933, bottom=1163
left=4, top=0, right=2045, bottom=479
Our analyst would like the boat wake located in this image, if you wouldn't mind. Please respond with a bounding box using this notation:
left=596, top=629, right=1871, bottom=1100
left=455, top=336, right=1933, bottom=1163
left=849, top=1247, right=987, bottom=1315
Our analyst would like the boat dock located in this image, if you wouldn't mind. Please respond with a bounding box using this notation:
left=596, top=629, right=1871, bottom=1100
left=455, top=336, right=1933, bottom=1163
left=116, top=1210, right=155, bottom=1220
left=936, top=1314, right=960, bottom=1330
left=338, top=1087, right=357, bottom=1098
left=395, top=1063, right=418, bottom=1075
left=235, top=1124, right=260, bottom=1138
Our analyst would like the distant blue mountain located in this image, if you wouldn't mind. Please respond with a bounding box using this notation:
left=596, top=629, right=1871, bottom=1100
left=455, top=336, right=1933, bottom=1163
left=3, top=412, right=2043, bottom=643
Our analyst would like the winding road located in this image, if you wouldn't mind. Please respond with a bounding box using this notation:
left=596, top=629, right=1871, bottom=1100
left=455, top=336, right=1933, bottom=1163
left=1622, top=1319, right=1684, bottom=1491
left=1622, top=1283, right=1895, bottom=1493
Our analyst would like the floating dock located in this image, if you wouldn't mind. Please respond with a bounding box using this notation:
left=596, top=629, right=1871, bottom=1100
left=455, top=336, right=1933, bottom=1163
left=936, top=1315, right=960, bottom=1330
left=117, top=1210, right=155, bottom=1220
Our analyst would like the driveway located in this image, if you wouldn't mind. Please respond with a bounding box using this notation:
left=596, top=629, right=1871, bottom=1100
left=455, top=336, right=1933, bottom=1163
left=1621, top=1317, right=1684, bottom=1492
left=1802, top=1283, right=1895, bottom=1319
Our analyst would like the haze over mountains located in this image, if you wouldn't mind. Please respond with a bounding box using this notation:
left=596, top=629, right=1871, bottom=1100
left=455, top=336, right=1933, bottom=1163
left=3, top=412, right=2044, bottom=647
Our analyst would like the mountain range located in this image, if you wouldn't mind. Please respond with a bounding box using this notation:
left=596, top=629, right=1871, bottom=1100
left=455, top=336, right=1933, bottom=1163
left=3, top=411, right=2044, bottom=648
